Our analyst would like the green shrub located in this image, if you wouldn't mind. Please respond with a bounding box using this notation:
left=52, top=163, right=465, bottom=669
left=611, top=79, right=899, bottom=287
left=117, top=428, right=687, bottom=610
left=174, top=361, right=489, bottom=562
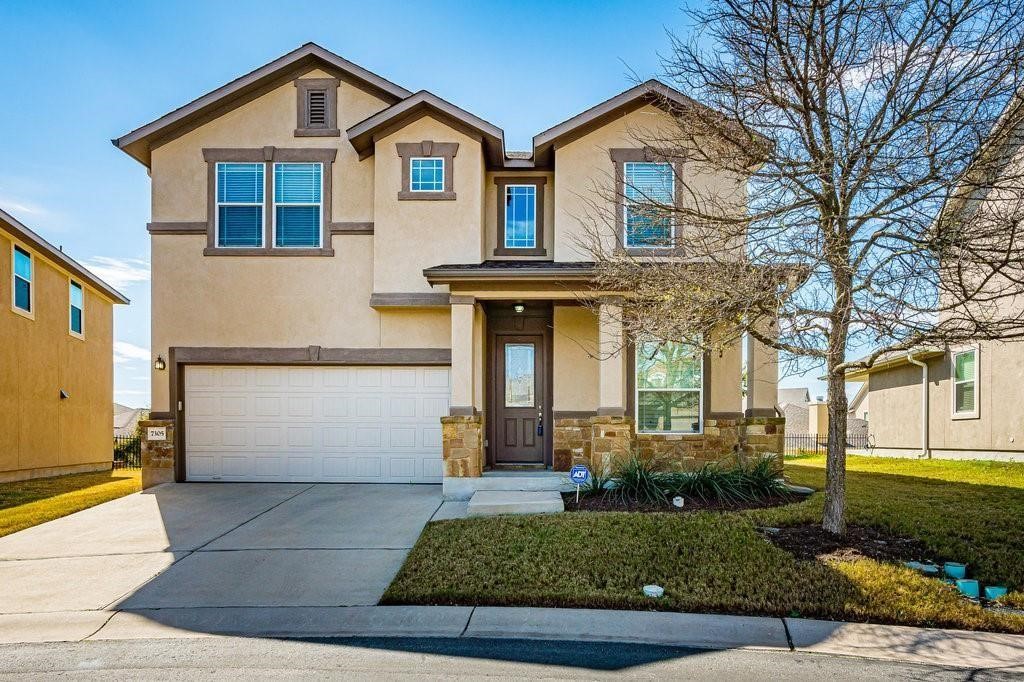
left=607, top=455, right=671, bottom=505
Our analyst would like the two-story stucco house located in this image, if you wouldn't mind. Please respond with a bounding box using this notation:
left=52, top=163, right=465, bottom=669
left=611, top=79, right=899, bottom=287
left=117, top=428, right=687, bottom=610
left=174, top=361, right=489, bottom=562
left=115, top=43, right=782, bottom=495
left=1, top=208, right=129, bottom=482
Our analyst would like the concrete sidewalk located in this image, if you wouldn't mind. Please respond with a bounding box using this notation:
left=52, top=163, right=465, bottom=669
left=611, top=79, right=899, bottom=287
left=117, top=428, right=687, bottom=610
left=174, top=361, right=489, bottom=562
left=1, top=606, right=1022, bottom=671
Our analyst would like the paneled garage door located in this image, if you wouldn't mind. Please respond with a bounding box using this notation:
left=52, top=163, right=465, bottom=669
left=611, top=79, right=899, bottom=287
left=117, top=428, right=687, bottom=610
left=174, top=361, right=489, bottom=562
left=184, top=365, right=450, bottom=482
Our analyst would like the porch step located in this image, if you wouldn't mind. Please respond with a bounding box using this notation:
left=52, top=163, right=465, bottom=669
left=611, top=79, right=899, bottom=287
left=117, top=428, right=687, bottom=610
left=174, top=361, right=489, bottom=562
left=467, top=490, right=565, bottom=517
left=442, top=472, right=576, bottom=501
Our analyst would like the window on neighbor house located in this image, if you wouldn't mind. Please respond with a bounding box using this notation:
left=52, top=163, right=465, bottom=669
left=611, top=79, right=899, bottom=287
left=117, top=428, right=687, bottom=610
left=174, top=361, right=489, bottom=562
left=216, top=162, right=264, bottom=248
left=274, top=163, right=322, bottom=248
left=635, top=339, right=703, bottom=433
left=69, top=280, right=84, bottom=336
left=952, top=348, right=978, bottom=417
left=504, top=185, right=537, bottom=249
left=12, top=245, right=32, bottom=314
left=624, top=161, right=674, bottom=248
left=410, top=157, right=444, bottom=192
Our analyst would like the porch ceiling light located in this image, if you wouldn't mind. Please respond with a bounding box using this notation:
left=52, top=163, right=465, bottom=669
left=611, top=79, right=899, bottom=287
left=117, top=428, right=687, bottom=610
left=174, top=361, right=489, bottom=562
left=513, top=304, right=526, bottom=314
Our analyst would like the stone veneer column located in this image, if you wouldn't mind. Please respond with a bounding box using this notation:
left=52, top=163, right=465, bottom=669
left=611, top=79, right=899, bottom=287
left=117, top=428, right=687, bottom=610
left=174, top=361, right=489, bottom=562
left=140, top=418, right=175, bottom=489
left=589, top=415, right=634, bottom=474
left=552, top=417, right=593, bottom=471
left=441, top=415, right=483, bottom=477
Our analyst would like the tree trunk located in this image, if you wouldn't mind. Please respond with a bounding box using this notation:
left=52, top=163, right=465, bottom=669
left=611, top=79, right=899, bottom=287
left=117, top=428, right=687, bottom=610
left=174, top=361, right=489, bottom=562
left=822, top=365, right=849, bottom=535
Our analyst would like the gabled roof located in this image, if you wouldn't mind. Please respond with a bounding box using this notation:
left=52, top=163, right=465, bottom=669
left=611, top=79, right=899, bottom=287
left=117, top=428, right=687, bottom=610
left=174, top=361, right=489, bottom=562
left=113, top=43, right=411, bottom=167
left=347, top=91, right=505, bottom=166
left=0, top=207, right=130, bottom=305
left=777, top=387, right=811, bottom=406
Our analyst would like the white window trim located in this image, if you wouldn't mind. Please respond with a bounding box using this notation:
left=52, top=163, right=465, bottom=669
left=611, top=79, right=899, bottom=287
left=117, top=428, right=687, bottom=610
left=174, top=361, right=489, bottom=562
left=635, top=338, right=704, bottom=435
left=410, top=157, right=445, bottom=193
left=11, top=242, right=33, bottom=320
left=214, top=162, right=264, bottom=249
left=271, top=162, right=323, bottom=249
left=504, top=184, right=538, bottom=249
left=623, top=161, right=675, bottom=249
left=951, top=346, right=980, bottom=420
left=68, top=277, right=85, bottom=339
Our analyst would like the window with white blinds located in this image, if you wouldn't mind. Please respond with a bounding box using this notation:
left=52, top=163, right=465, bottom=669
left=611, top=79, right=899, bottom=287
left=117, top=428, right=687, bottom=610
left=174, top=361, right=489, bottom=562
left=624, top=161, right=674, bottom=248
left=274, top=163, right=322, bottom=248
left=216, top=163, right=264, bottom=248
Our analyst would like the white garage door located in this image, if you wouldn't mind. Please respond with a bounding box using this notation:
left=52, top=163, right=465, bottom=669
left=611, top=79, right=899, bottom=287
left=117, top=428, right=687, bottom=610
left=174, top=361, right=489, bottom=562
left=184, top=365, right=449, bottom=483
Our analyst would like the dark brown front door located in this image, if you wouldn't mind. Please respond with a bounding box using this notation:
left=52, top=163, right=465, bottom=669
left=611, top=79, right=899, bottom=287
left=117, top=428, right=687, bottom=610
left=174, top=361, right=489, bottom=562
left=493, top=334, right=546, bottom=464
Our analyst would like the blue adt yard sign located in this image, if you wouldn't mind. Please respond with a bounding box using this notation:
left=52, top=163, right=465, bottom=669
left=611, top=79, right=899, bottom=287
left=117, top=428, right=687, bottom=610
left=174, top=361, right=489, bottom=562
left=569, top=465, right=590, bottom=485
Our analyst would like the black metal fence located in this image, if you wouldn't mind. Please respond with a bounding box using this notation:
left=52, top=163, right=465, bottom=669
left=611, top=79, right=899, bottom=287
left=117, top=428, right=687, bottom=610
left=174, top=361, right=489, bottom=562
left=113, top=434, right=142, bottom=469
left=784, top=433, right=872, bottom=455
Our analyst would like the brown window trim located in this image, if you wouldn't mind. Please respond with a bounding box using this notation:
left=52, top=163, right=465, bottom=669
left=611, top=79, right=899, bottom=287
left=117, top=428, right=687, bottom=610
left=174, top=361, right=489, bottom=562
left=396, top=141, right=458, bottom=201
left=202, top=146, right=337, bottom=256
left=609, top=148, right=685, bottom=255
left=294, top=78, right=340, bottom=137
left=493, top=176, right=547, bottom=257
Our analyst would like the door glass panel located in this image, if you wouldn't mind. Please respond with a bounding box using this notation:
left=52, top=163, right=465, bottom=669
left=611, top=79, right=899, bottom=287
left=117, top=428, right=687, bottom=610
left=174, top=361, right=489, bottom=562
left=504, top=343, right=535, bottom=407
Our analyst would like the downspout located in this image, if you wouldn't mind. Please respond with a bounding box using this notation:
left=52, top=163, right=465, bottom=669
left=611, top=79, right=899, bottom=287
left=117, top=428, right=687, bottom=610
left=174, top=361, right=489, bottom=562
left=906, top=352, right=931, bottom=458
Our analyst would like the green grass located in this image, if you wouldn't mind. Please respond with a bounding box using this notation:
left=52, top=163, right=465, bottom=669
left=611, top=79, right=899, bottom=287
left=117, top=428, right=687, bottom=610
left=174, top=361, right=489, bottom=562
left=0, top=469, right=142, bottom=537
left=384, top=455, right=1024, bottom=633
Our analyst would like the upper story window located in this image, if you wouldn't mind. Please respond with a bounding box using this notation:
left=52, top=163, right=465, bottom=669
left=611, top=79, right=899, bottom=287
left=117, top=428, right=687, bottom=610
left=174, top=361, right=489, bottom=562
left=274, top=163, right=322, bottom=248
left=411, top=158, right=444, bottom=192
left=504, top=185, right=537, bottom=249
left=635, top=339, right=703, bottom=434
left=624, top=161, right=675, bottom=248
left=216, top=162, right=264, bottom=248
left=12, top=245, right=32, bottom=315
left=952, top=347, right=978, bottom=418
left=69, top=280, right=84, bottom=336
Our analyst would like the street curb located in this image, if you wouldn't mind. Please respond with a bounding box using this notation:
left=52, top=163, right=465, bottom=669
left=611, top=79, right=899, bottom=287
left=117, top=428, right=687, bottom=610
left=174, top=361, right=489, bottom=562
left=1, top=606, right=1022, bottom=670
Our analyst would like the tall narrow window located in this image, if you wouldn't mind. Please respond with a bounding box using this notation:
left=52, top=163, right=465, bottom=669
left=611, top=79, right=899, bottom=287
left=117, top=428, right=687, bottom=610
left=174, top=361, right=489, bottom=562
left=952, top=348, right=978, bottom=417
left=410, top=158, right=444, bottom=192
left=12, top=245, right=32, bottom=314
left=624, top=161, right=674, bottom=248
left=69, top=281, right=84, bottom=336
left=635, top=339, right=703, bottom=433
left=274, top=163, right=322, bottom=248
left=504, top=185, right=537, bottom=249
left=216, top=162, right=264, bottom=248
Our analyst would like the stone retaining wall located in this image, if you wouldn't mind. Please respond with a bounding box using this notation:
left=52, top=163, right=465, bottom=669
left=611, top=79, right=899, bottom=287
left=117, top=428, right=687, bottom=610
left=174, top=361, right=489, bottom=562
left=441, top=415, right=484, bottom=477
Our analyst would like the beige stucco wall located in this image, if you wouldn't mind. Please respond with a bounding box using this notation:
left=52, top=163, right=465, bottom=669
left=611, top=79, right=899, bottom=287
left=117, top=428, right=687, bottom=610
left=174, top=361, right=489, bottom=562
left=553, top=305, right=600, bottom=411
left=0, top=228, right=115, bottom=479
left=553, top=103, right=748, bottom=261
left=867, top=341, right=1024, bottom=453
left=372, top=116, right=485, bottom=292
left=484, top=171, right=555, bottom=259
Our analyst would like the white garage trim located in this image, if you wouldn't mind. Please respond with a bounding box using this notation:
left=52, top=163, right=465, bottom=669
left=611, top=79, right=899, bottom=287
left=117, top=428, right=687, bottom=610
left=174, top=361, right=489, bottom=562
left=183, top=365, right=449, bottom=483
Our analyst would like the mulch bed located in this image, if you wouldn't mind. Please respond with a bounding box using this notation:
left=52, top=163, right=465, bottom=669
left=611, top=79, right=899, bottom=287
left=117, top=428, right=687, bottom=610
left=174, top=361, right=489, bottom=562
left=759, top=523, right=933, bottom=563
left=562, top=492, right=800, bottom=513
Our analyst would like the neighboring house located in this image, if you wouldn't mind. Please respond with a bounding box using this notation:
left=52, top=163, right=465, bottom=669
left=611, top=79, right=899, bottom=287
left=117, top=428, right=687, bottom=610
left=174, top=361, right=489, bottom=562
left=114, top=403, right=148, bottom=437
left=849, top=383, right=868, bottom=421
left=0, top=208, right=130, bottom=482
left=777, top=386, right=868, bottom=442
left=114, top=43, right=782, bottom=492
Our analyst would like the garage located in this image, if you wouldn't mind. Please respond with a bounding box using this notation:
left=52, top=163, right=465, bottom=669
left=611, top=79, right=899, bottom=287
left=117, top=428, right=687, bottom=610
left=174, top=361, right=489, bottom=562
left=183, top=365, right=450, bottom=482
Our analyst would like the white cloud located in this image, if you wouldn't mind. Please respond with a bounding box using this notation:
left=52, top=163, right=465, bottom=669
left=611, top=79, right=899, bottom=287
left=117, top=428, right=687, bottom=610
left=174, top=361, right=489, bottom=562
left=114, top=341, right=151, bottom=364
left=0, top=195, right=48, bottom=217
left=82, top=256, right=150, bottom=289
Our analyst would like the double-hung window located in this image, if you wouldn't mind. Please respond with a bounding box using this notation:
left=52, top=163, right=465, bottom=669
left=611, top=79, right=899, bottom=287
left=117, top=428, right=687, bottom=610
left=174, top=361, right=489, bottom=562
left=504, top=185, right=537, bottom=249
left=274, top=163, right=322, bottom=248
left=216, top=162, right=264, bottom=248
left=624, top=161, right=674, bottom=248
left=952, top=348, right=978, bottom=417
left=410, top=158, right=444, bottom=192
left=12, top=245, right=32, bottom=314
left=635, top=339, right=703, bottom=433
left=69, top=280, right=84, bottom=336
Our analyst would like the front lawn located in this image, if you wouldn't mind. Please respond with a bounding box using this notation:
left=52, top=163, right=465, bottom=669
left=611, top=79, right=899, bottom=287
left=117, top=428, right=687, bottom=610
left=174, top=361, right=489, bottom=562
left=384, top=455, right=1024, bottom=633
left=0, top=469, right=142, bottom=537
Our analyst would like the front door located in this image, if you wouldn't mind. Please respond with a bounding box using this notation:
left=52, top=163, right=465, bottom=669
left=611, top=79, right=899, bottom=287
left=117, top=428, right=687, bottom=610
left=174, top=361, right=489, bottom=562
left=494, top=334, right=546, bottom=464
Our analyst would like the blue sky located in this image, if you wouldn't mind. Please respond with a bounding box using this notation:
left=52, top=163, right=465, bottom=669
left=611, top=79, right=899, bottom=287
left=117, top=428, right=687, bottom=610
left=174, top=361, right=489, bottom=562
left=0, top=0, right=829, bottom=407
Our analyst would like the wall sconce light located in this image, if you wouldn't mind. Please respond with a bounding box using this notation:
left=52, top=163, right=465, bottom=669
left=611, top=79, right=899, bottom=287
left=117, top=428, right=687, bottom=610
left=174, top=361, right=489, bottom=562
left=154, top=355, right=166, bottom=371
left=513, top=304, right=526, bottom=314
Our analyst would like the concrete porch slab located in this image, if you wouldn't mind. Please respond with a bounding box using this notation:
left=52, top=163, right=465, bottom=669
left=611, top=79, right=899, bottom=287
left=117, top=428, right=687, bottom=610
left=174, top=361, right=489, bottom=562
left=444, top=472, right=576, bottom=501
left=467, top=490, right=564, bottom=517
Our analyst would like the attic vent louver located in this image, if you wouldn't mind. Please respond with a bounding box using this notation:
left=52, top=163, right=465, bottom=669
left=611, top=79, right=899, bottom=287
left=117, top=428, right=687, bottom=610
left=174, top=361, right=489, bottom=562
left=307, top=90, right=327, bottom=127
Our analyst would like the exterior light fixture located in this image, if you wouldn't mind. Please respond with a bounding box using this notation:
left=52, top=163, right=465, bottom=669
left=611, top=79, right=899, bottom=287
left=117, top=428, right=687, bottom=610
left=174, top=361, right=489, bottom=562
left=513, top=304, right=526, bottom=314
left=154, top=355, right=166, bottom=371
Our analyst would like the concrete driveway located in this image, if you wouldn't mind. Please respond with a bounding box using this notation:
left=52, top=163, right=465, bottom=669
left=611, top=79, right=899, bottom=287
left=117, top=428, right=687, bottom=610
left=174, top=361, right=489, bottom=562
left=0, top=483, right=445, bottom=616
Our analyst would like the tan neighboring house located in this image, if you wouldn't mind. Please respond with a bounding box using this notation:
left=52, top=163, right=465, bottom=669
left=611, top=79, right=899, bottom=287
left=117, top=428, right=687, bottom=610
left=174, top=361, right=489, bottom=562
left=114, top=43, right=783, bottom=495
left=0, top=208, right=129, bottom=482
left=114, top=403, right=149, bottom=437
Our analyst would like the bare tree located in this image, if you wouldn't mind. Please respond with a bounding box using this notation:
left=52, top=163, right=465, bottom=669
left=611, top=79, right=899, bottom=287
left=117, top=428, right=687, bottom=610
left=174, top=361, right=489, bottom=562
left=581, top=0, right=1024, bottom=534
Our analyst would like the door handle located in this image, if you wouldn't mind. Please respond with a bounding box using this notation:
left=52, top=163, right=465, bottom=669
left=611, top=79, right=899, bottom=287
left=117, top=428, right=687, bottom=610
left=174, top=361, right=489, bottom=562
left=537, top=413, right=544, bottom=436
